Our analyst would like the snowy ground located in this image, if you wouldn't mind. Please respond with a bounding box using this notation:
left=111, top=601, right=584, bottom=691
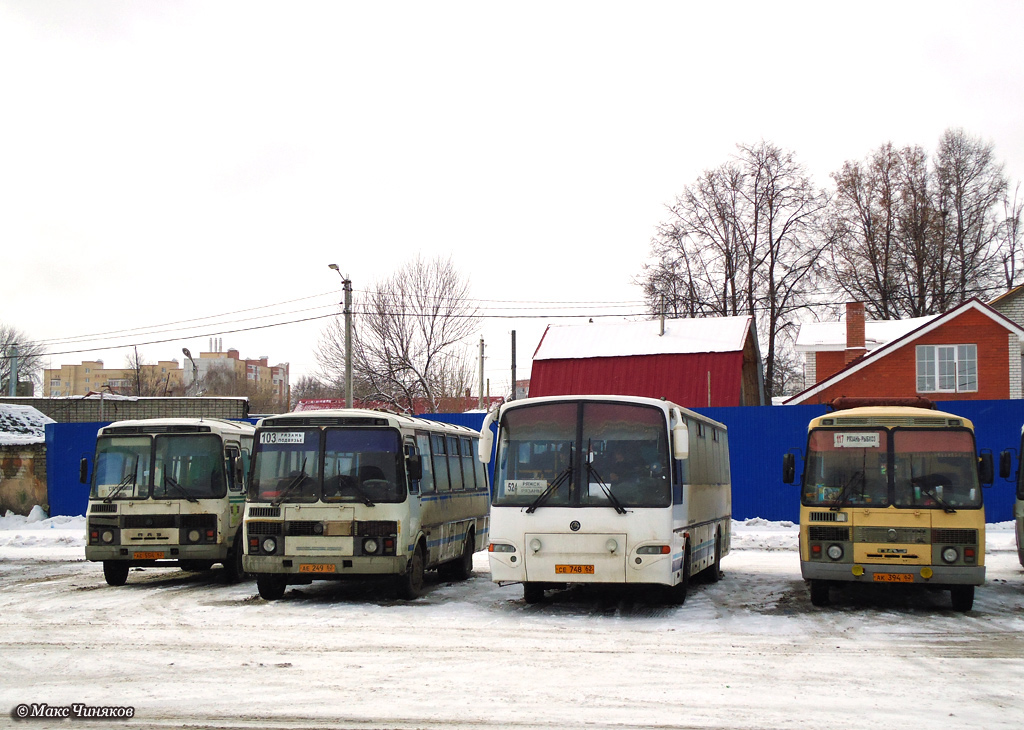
left=1, top=512, right=1023, bottom=730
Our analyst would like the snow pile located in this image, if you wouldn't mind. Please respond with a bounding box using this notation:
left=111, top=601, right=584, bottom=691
left=0, top=509, right=86, bottom=560
left=0, top=403, right=54, bottom=445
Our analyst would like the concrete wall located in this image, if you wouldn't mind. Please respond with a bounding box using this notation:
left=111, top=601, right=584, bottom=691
left=0, top=397, right=249, bottom=424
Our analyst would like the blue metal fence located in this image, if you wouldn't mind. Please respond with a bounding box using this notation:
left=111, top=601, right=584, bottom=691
left=44, top=400, right=1024, bottom=521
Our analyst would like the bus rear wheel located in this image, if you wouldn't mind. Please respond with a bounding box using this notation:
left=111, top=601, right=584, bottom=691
left=103, top=561, right=129, bottom=586
left=444, top=530, right=475, bottom=581
left=809, top=579, right=830, bottom=607
left=523, top=582, right=545, bottom=604
left=706, top=532, right=723, bottom=583
left=950, top=585, right=974, bottom=612
left=256, top=574, right=286, bottom=601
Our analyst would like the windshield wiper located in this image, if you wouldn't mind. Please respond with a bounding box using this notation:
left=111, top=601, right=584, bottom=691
left=347, top=480, right=376, bottom=507
left=103, top=456, right=139, bottom=503
left=585, top=441, right=626, bottom=514
left=163, top=475, right=199, bottom=503
left=829, top=470, right=864, bottom=511
left=525, top=446, right=574, bottom=514
left=272, top=458, right=308, bottom=507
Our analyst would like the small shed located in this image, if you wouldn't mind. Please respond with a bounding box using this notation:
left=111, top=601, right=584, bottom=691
left=528, top=317, right=765, bottom=407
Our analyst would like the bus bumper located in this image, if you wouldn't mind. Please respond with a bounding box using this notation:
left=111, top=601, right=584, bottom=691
left=243, top=554, right=405, bottom=577
left=801, top=561, right=985, bottom=585
left=85, top=544, right=226, bottom=563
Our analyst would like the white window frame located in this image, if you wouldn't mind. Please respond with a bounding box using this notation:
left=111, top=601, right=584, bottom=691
left=916, top=344, right=978, bottom=393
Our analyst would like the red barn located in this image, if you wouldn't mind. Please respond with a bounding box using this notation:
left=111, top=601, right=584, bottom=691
left=528, top=317, right=765, bottom=407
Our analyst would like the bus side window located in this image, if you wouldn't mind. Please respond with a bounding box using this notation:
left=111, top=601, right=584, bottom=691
left=432, top=434, right=451, bottom=492
left=461, top=437, right=476, bottom=490
left=448, top=436, right=464, bottom=491
left=225, top=446, right=243, bottom=492
left=415, top=433, right=435, bottom=494
left=472, top=439, right=489, bottom=494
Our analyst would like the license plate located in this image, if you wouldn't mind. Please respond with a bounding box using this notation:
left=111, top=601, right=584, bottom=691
left=133, top=551, right=164, bottom=560
left=299, top=563, right=336, bottom=574
left=555, top=564, right=595, bottom=575
left=873, top=573, right=913, bottom=583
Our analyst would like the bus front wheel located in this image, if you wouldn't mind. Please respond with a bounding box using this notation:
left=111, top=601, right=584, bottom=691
left=396, top=545, right=426, bottom=600
left=950, top=585, right=974, bottom=612
left=224, top=535, right=246, bottom=583
left=103, top=561, right=129, bottom=587
left=809, top=579, right=830, bottom=607
left=256, top=574, right=286, bottom=601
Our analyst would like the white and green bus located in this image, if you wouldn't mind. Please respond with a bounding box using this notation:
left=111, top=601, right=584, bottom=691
left=83, top=418, right=255, bottom=586
left=243, top=409, right=490, bottom=600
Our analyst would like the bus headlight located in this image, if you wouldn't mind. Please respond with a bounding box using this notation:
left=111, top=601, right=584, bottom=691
left=826, top=544, right=844, bottom=561
left=101, top=530, right=115, bottom=544
left=188, top=529, right=201, bottom=543
left=941, top=547, right=959, bottom=564
left=363, top=538, right=379, bottom=555
left=261, top=537, right=278, bottom=554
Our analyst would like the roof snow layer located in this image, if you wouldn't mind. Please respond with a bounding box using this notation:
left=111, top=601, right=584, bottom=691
left=534, top=316, right=752, bottom=360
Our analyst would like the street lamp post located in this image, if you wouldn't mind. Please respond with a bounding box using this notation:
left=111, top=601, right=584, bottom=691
left=182, top=347, right=198, bottom=396
left=328, top=264, right=354, bottom=408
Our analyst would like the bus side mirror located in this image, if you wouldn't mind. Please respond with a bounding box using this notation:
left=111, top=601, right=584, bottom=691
left=999, top=450, right=1013, bottom=480
left=79, top=458, right=89, bottom=484
left=978, top=452, right=994, bottom=486
left=782, top=453, right=796, bottom=484
left=670, top=408, right=688, bottom=460
left=478, top=410, right=497, bottom=463
left=406, top=453, right=423, bottom=481
left=231, top=456, right=245, bottom=491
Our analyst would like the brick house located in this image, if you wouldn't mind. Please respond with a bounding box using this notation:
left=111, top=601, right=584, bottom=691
left=785, top=300, right=1024, bottom=405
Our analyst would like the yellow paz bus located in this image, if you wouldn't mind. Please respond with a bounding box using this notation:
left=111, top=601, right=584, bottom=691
left=783, top=397, right=994, bottom=612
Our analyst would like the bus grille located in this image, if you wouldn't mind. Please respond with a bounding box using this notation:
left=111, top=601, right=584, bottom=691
left=181, top=514, right=216, bottom=529
left=855, top=527, right=929, bottom=544
left=808, top=526, right=850, bottom=541
left=287, top=521, right=321, bottom=536
left=932, top=529, right=977, bottom=545
left=248, top=506, right=281, bottom=518
left=834, top=416, right=948, bottom=427
left=90, top=504, right=117, bottom=514
left=123, top=515, right=176, bottom=529
left=807, top=511, right=842, bottom=522
left=358, top=520, right=399, bottom=537
left=247, top=522, right=282, bottom=536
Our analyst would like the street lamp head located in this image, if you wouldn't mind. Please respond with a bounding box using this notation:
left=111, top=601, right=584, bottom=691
left=328, top=263, right=339, bottom=271
left=182, top=347, right=192, bottom=359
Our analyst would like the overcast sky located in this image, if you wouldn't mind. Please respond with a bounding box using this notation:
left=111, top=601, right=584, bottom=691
left=2, top=0, right=1023, bottom=395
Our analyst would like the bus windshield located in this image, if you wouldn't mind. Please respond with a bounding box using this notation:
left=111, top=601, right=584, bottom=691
left=803, top=428, right=981, bottom=509
left=152, top=434, right=226, bottom=500
left=92, top=436, right=152, bottom=500
left=250, top=428, right=321, bottom=503
left=323, top=428, right=405, bottom=504
left=494, top=401, right=670, bottom=508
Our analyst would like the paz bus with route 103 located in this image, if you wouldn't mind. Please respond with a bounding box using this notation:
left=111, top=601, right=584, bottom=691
left=82, top=418, right=255, bottom=586
left=243, top=409, right=489, bottom=600
left=783, top=397, right=994, bottom=612
left=480, top=394, right=731, bottom=604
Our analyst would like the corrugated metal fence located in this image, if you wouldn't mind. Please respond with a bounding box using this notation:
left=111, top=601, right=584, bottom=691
left=45, top=400, right=1024, bottom=521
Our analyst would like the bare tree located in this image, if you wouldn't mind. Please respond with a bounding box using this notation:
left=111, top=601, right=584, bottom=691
left=1, top=324, right=45, bottom=394
left=316, top=255, right=480, bottom=413
left=640, top=141, right=830, bottom=399
left=291, top=374, right=339, bottom=407
left=997, top=182, right=1024, bottom=289
left=200, top=360, right=287, bottom=413
left=121, top=348, right=172, bottom=397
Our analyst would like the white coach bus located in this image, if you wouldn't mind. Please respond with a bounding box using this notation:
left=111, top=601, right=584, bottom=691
left=243, top=409, right=490, bottom=600
left=83, top=418, right=255, bottom=586
left=481, top=395, right=731, bottom=603
left=999, top=426, right=1024, bottom=568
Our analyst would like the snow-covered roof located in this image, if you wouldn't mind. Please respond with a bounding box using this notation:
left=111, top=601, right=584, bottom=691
left=533, top=316, right=753, bottom=361
left=0, top=404, right=54, bottom=446
left=794, top=315, right=938, bottom=352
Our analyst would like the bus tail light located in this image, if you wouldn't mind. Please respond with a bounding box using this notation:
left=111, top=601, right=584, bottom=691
left=636, top=545, right=671, bottom=555
left=811, top=544, right=822, bottom=558
left=489, top=543, right=516, bottom=553
left=964, top=547, right=976, bottom=564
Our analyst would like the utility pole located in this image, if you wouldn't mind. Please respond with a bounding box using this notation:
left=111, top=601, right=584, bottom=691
left=329, top=264, right=354, bottom=409
left=7, top=343, right=17, bottom=396
left=478, top=337, right=484, bottom=409
left=510, top=330, right=517, bottom=401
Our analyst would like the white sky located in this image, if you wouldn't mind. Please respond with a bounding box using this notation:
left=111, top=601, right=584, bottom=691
left=3, top=1, right=1023, bottom=395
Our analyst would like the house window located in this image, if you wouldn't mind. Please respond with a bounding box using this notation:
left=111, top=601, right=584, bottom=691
left=917, top=344, right=978, bottom=393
